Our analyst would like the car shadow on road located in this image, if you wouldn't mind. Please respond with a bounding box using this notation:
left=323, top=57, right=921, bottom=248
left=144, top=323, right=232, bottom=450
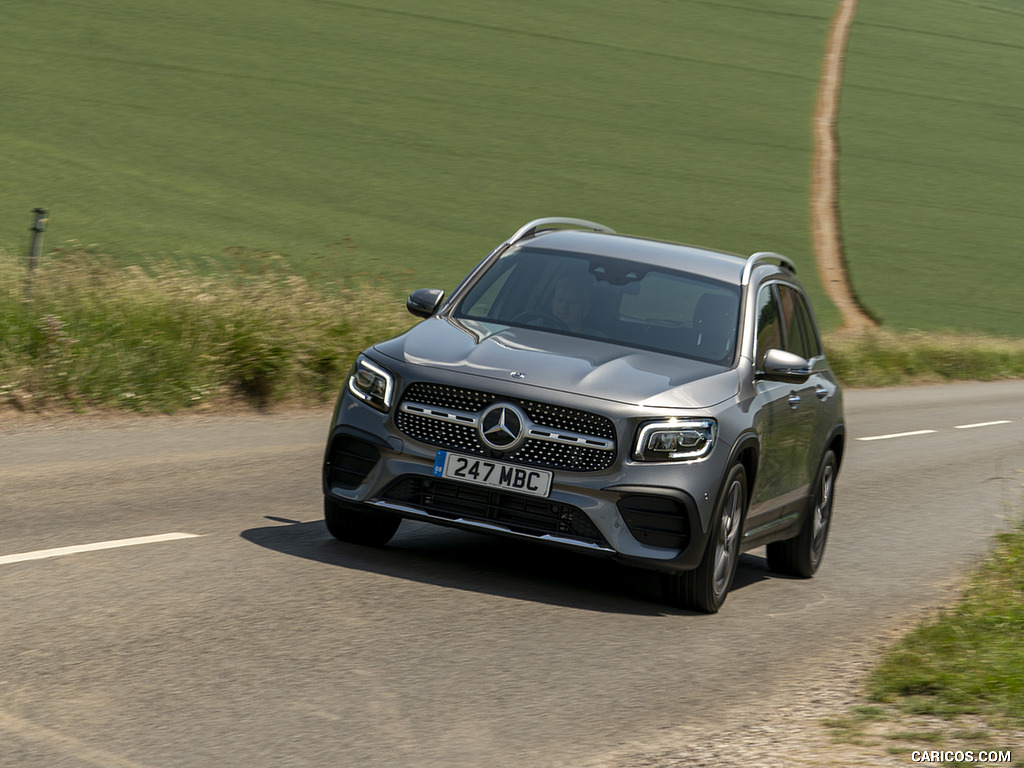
left=241, top=516, right=780, bottom=616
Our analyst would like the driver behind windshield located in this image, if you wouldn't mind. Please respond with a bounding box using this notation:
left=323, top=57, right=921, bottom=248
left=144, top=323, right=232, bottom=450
left=549, top=277, right=591, bottom=332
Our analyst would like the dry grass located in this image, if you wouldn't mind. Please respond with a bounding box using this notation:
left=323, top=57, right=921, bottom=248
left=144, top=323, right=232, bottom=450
left=825, top=329, right=1024, bottom=388
left=0, top=244, right=413, bottom=413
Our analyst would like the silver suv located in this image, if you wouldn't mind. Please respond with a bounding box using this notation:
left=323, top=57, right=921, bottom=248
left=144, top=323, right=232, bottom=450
left=323, top=218, right=845, bottom=612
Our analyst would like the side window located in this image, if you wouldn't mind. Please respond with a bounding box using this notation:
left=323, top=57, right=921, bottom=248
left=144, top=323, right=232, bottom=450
left=755, top=285, right=782, bottom=367
left=778, top=285, right=822, bottom=359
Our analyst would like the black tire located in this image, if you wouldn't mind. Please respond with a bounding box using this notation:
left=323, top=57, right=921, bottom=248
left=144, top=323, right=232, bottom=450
left=766, top=449, right=837, bottom=578
left=324, top=496, right=401, bottom=547
left=662, top=463, right=747, bottom=613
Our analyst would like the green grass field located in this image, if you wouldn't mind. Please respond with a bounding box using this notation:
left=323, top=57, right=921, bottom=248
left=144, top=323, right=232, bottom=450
left=2, top=1, right=1022, bottom=337
left=839, top=0, right=1024, bottom=337
left=1, top=1, right=835, bottom=317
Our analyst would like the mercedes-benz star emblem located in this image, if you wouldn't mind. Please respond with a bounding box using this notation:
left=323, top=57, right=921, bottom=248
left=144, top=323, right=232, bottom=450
left=479, top=403, right=527, bottom=451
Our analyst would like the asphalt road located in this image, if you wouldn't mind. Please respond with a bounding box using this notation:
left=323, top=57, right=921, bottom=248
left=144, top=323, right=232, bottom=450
left=1, top=380, right=1022, bottom=768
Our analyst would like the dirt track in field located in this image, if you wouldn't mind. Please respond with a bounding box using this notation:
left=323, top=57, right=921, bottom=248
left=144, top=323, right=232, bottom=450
left=811, top=0, right=876, bottom=331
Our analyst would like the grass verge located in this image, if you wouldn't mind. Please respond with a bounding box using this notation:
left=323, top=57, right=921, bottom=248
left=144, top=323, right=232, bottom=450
left=871, top=514, right=1024, bottom=726
left=0, top=245, right=413, bottom=413
left=825, top=511, right=1024, bottom=765
left=826, top=330, right=1024, bottom=388
left=2, top=247, right=1023, bottom=415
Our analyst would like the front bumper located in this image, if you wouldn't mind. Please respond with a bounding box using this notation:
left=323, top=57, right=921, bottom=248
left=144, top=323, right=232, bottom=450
left=323, top=384, right=731, bottom=573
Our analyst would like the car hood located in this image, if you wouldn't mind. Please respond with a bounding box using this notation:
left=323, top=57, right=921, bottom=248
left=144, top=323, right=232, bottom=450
left=373, top=317, right=738, bottom=409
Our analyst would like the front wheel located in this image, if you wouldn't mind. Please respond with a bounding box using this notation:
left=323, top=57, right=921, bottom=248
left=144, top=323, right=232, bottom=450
left=662, top=463, right=747, bottom=613
left=324, top=497, right=401, bottom=546
left=766, top=449, right=837, bottom=578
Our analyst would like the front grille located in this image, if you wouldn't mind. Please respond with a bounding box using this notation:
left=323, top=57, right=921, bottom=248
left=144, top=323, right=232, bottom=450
left=395, top=382, right=617, bottom=472
left=617, top=495, right=691, bottom=550
left=381, top=476, right=607, bottom=546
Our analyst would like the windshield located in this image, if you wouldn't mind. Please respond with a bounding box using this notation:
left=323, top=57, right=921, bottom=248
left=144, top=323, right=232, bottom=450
left=454, top=246, right=741, bottom=365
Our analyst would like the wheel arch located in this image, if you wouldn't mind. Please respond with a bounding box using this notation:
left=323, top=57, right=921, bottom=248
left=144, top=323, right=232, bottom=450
left=728, top=433, right=760, bottom=501
left=826, top=425, right=846, bottom=473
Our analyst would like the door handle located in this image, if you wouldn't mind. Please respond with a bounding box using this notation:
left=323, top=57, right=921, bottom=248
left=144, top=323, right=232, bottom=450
left=815, top=386, right=829, bottom=401
left=788, top=394, right=801, bottom=409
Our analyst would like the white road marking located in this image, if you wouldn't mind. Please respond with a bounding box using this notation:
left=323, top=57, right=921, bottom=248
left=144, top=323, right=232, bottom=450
left=0, top=709, right=153, bottom=768
left=857, top=429, right=937, bottom=442
left=0, top=532, right=201, bottom=566
left=858, top=418, right=1017, bottom=442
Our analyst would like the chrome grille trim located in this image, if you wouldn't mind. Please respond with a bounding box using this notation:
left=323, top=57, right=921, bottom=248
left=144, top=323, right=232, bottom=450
left=396, top=383, right=618, bottom=472
left=399, top=402, right=478, bottom=426
left=525, top=426, right=614, bottom=451
left=401, top=400, right=614, bottom=452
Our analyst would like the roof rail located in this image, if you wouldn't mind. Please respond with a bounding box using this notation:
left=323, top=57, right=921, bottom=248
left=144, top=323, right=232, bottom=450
left=741, top=251, right=796, bottom=286
left=507, top=217, right=615, bottom=246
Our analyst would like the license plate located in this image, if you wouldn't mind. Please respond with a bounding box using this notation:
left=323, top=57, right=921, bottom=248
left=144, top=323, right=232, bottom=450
left=433, top=451, right=552, bottom=498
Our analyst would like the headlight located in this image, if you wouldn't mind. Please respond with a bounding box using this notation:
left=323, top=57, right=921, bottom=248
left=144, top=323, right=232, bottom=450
left=633, top=419, right=716, bottom=461
left=347, top=357, right=395, bottom=412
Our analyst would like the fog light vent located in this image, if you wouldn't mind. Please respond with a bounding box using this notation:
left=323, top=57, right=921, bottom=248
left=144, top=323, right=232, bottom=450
left=328, top=436, right=380, bottom=489
left=617, top=495, right=690, bottom=550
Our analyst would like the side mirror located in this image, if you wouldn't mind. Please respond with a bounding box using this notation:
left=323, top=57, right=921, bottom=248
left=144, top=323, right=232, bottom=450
left=760, top=348, right=811, bottom=384
left=406, top=288, right=445, bottom=318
